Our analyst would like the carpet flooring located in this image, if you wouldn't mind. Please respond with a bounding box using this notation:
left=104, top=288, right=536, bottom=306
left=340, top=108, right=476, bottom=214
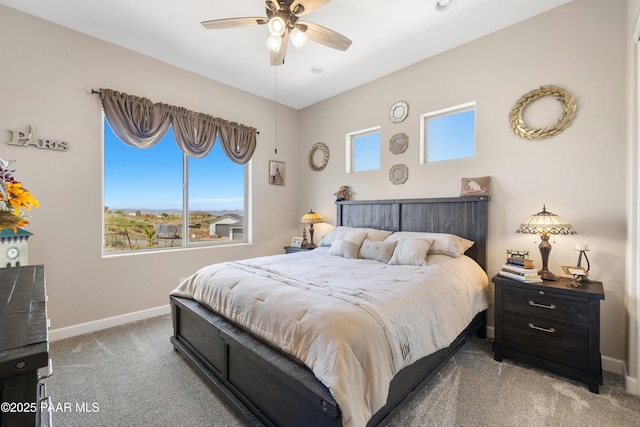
left=44, top=314, right=640, bottom=426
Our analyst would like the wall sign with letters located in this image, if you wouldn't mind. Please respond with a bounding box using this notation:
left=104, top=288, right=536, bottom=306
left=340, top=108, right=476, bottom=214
left=7, top=125, right=69, bottom=151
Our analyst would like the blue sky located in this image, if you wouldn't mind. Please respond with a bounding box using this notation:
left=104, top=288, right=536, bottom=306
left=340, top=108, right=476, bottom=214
left=104, top=118, right=244, bottom=212
left=353, top=132, right=381, bottom=171
left=427, top=109, right=475, bottom=162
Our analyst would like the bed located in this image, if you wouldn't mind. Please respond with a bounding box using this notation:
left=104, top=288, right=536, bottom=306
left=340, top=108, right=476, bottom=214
left=170, top=196, right=490, bottom=427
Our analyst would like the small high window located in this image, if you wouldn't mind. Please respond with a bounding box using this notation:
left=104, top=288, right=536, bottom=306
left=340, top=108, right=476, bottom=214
left=346, top=127, right=381, bottom=173
left=420, top=102, right=476, bottom=163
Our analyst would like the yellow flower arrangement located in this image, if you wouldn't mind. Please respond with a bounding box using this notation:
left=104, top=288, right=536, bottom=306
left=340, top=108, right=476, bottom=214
left=0, top=159, right=39, bottom=230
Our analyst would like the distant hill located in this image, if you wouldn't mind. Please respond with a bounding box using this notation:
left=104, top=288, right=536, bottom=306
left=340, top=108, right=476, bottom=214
left=115, top=208, right=244, bottom=216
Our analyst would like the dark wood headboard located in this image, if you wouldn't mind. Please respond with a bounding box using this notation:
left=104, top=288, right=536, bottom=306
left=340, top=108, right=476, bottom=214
left=336, top=196, right=490, bottom=270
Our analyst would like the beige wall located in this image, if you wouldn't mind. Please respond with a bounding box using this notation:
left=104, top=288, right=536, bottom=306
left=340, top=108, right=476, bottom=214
left=627, top=0, right=640, bottom=391
left=0, top=6, right=300, bottom=329
left=299, top=0, right=628, bottom=366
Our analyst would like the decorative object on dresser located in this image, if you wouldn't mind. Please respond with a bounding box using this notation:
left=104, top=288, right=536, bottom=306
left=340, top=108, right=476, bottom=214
left=574, top=242, right=592, bottom=284
left=499, top=249, right=541, bottom=282
left=492, top=274, right=604, bottom=393
left=290, top=236, right=302, bottom=248
left=0, top=265, right=52, bottom=426
left=515, top=205, right=576, bottom=281
left=0, top=228, right=31, bottom=268
left=0, top=158, right=40, bottom=231
left=299, top=209, right=324, bottom=248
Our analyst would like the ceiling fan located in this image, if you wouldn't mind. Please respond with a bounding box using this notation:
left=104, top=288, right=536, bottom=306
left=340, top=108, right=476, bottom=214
left=201, top=0, right=352, bottom=66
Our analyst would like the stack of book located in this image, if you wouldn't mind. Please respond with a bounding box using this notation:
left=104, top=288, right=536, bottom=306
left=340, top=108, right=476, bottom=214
left=499, top=257, right=542, bottom=283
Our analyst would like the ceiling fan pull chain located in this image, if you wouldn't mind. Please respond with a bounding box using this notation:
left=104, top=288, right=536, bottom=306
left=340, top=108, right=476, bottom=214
left=274, top=66, right=278, bottom=155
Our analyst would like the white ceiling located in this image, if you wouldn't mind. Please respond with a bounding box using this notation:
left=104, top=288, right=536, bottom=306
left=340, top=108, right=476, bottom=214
left=1, top=0, right=571, bottom=110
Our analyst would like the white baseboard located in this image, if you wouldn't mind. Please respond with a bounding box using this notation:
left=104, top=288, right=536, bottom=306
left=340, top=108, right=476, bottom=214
left=626, top=374, right=639, bottom=395
left=602, top=355, right=626, bottom=376
left=620, top=361, right=640, bottom=395
left=49, top=305, right=171, bottom=342
left=486, top=325, right=495, bottom=340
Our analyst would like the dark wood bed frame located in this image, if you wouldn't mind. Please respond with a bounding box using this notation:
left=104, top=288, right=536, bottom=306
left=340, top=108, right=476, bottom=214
left=170, top=196, right=490, bottom=426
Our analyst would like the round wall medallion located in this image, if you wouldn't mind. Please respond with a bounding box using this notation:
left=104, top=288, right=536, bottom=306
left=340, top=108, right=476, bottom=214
left=308, top=142, right=330, bottom=171
left=389, top=164, right=408, bottom=185
left=389, top=133, right=408, bottom=154
left=509, top=85, right=576, bottom=140
left=389, top=101, right=409, bottom=123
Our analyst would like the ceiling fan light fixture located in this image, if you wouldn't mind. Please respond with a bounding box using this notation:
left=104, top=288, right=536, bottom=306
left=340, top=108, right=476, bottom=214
left=435, top=0, right=457, bottom=12
left=290, top=27, right=308, bottom=49
left=266, top=34, right=283, bottom=53
left=268, top=16, right=286, bottom=37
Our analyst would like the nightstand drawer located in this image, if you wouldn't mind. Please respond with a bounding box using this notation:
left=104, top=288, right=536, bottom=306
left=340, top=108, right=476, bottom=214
left=503, top=313, right=588, bottom=370
left=502, top=286, right=589, bottom=325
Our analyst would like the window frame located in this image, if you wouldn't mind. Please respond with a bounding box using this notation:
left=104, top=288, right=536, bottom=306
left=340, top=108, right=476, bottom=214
left=345, top=126, right=381, bottom=173
left=102, top=115, right=250, bottom=256
left=419, top=101, right=476, bottom=164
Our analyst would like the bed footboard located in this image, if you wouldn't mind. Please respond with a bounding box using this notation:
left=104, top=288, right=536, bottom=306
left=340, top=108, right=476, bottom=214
left=171, top=295, right=486, bottom=427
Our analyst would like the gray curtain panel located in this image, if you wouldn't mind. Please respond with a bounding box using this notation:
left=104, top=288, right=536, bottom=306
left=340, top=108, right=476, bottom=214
left=99, top=88, right=257, bottom=164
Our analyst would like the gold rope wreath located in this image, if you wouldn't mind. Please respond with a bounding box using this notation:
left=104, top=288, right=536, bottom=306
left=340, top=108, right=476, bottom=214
left=509, top=85, right=577, bottom=140
left=308, top=142, right=330, bottom=171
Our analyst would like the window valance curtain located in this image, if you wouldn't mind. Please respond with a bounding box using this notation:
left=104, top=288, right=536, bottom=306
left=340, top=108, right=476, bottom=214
left=99, top=88, right=257, bottom=163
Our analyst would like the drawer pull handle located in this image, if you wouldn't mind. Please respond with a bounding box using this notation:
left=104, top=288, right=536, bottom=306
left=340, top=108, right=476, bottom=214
left=529, top=300, right=556, bottom=310
left=528, top=323, right=556, bottom=334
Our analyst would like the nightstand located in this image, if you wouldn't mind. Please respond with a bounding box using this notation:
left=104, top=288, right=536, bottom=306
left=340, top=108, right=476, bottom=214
left=492, top=275, right=605, bottom=393
left=284, top=246, right=315, bottom=254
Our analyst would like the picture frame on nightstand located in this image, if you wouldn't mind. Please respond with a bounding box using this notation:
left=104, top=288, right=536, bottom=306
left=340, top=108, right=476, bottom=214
left=291, top=237, right=303, bottom=248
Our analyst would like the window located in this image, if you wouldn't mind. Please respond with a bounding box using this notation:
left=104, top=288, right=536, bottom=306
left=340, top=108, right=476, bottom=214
left=103, top=117, right=247, bottom=254
left=346, top=127, right=381, bottom=172
left=420, top=102, right=476, bottom=163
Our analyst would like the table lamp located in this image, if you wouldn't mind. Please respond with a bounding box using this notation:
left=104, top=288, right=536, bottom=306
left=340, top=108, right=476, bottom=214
left=300, top=210, right=324, bottom=248
left=516, top=205, right=576, bottom=281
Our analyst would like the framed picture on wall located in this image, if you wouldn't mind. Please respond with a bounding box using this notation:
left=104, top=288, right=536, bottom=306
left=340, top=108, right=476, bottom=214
left=269, top=160, right=285, bottom=185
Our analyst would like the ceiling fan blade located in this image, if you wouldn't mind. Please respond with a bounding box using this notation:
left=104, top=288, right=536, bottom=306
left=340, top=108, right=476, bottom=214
left=298, top=21, right=351, bottom=51
left=270, top=31, right=289, bottom=66
left=264, top=0, right=281, bottom=12
left=291, top=0, right=331, bottom=16
left=201, top=17, right=267, bottom=30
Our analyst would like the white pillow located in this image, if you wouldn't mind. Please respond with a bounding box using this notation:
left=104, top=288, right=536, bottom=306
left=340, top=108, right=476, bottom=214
left=328, top=231, right=367, bottom=259
left=384, top=232, right=474, bottom=257
left=319, top=226, right=392, bottom=247
left=388, top=239, right=433, bottom=266
left=359, top=239, right=398, bottom=263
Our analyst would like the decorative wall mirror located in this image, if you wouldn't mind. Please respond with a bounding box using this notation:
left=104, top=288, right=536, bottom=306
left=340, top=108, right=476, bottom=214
left=389, top=133, right=408, bottom=154
left=389, top=164, right=408, bottom=185
left=389, top=101, right=409, bottom=123
left=308, top=142, right=330, bottom=171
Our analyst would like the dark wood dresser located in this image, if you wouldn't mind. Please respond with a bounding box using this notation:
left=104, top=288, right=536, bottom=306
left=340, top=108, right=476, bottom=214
left=0, top=265, right=50, bottom=426
left=492, top=274, right=604, bottom=393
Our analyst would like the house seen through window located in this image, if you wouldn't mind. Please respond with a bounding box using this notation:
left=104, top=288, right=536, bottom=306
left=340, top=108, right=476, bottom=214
left=103, top=117, right=247, bottom=254
left=420, top=102, right=476, bottom=163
